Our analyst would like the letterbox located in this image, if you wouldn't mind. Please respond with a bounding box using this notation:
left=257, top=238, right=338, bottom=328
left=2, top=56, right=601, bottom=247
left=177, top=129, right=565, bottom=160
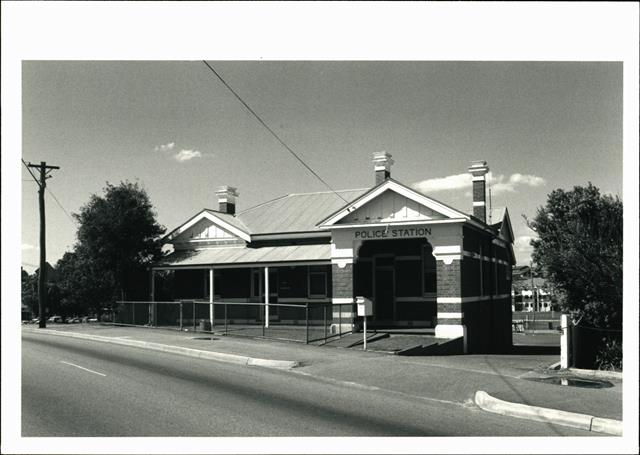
left=355, top=296, right=373, bottom=317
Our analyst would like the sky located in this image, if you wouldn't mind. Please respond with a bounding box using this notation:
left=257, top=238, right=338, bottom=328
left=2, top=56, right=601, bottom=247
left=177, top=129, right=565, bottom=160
left=3, top=3, right=639, bottom=454
left=20, top=60, right=623, bottom=271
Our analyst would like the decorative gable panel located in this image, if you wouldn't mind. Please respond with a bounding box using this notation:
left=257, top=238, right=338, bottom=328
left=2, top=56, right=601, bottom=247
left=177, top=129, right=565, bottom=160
left=340, top=189, right=447, bottom=224
left=172, top=218, right=242, bottom=247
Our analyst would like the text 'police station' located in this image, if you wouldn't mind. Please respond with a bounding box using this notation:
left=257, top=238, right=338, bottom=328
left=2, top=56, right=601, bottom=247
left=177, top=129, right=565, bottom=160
left=354, top=227, right=432, bottom=239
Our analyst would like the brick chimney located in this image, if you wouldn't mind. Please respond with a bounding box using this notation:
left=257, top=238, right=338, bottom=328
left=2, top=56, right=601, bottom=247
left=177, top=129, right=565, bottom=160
left=468, top=160, right=489, bottom=222
left=215, top=186, right=239, bottom=215
left=372, top=151, right=393, bottom=185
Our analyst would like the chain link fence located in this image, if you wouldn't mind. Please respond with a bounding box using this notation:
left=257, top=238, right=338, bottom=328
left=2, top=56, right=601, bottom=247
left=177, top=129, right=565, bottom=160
left=111, top=300, right=352, bottom=344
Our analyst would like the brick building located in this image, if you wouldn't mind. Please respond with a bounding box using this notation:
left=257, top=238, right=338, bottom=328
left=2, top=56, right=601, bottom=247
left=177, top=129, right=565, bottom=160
left=153, top=153, right=515, bottom=353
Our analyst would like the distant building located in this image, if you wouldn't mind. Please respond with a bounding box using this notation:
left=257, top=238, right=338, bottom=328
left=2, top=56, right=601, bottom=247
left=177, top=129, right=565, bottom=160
left=152, top=153, right=516, bottom=353
left=511, top=265, right=556, bottom=312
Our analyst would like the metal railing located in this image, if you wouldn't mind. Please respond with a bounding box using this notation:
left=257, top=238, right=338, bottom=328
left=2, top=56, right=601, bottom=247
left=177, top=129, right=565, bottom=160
left=109, top=300, right=353, bottom=344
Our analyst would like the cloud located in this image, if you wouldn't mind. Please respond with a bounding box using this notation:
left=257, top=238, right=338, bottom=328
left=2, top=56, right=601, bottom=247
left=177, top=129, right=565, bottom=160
left=490, top=173, right=546, bottom=196
left=514, top=235, right=536, bottom=252
left=509, top=173, right=546, bottom=187
left=154, top=142, right=175, bottom=152
left=412, top=173, right=471, bottom=193
left=174, top=149, right=202, bottom=162
left=412, top=171, right=546, bottom=196
left=513, top=234, right=538, bottom=265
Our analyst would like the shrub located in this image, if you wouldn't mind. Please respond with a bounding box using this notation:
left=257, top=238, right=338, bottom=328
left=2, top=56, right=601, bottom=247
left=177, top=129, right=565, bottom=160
left=595, top=337, right=622, bottom=371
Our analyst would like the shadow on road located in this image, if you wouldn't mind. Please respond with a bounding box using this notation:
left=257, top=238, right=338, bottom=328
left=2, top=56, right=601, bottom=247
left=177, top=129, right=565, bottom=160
left=510, top=345, right=560, bottom=355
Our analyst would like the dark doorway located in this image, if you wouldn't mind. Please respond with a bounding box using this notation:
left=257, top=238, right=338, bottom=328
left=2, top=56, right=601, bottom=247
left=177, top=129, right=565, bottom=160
left=374, top=266, right=395, bottom=322
left=354, top=238, right=437, bottom=328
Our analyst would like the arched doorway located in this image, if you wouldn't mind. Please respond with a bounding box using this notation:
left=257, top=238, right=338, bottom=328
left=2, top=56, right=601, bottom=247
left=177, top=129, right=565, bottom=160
left=354, top=238, right=437, bottom=328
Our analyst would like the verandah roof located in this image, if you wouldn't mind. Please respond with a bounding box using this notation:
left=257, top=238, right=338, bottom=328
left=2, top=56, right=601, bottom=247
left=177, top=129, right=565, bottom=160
left=154, top=244, right=331, bottom=269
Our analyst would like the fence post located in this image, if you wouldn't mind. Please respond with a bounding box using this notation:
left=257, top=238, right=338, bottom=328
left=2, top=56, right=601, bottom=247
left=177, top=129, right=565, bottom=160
left=193, top=301, right=196, bottom=332
left=154, top=302, right=157, bottom=328
left=560, top=314, right=571, bottom=369
left=339, top=304, right=342, bottom=338
left=179, top=302, right=183, bottom=331
left=305, top=304, right=309, bottom=344
left=262, top=304, right=265, bottom=338
left=225, top=302, right=228, bottom=336
left=132, top=302, right=135, bottom=325
left=112, top=307, right=115, bottom=325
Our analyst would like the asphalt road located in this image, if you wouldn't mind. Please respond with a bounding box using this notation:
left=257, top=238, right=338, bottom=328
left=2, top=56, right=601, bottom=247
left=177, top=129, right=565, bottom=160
left=22, top=332, right=593, bottom=437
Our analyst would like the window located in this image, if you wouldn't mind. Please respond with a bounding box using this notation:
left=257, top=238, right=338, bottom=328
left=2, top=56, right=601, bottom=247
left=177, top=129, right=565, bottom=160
left=308, top=266, right=328, bottom=298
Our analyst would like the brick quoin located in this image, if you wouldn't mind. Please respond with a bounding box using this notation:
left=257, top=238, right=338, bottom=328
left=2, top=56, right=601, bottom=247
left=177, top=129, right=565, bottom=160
left=331, top=263, right=353, bottom=299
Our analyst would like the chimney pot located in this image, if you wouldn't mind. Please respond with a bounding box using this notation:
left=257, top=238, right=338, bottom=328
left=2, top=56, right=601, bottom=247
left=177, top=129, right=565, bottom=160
left=372, top=151, right=394, bottom=185
left=215, top=185, right=239, bottom=215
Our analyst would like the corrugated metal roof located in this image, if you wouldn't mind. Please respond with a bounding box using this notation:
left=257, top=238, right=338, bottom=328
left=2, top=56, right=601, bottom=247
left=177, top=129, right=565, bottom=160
left=203, top=209, right=251, bottom=234
left=156, top=244, right=331, bottom=267
left=236, top=189, right=368, bottom=234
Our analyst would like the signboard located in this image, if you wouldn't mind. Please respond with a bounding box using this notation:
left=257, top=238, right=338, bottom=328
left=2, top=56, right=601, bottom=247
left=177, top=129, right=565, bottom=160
left=354, top=226, right=431, bottom=240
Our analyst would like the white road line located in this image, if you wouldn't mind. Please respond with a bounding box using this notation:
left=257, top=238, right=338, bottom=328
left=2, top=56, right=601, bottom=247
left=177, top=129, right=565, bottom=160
left=60, top=361, right=106, bottom=377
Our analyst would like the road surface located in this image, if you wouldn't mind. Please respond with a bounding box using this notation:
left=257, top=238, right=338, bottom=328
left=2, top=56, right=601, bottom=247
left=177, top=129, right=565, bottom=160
left=22, top=331, right=593, bottom=436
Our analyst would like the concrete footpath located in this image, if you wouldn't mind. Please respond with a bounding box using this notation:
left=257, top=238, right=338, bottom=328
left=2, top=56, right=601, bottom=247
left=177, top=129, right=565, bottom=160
left=22, top=324, right=623, bottom=435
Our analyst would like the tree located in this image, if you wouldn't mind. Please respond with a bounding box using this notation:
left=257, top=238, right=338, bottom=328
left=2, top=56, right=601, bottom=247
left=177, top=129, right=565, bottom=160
left=22, top=268, right=38, bottom=316
left=71, top=181, right=166, bottom=310
left=527, top=183, right=622, bottom=329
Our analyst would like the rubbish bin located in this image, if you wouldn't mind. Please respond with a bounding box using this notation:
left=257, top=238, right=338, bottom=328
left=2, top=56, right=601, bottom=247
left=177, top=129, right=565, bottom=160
left=199, top=320, right=212, bottom=332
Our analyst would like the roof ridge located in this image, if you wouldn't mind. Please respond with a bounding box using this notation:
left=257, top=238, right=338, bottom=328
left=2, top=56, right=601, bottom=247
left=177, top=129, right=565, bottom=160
left=237, top=188, right=369, bottom=215
left=287, top=188, right=369, bottom=196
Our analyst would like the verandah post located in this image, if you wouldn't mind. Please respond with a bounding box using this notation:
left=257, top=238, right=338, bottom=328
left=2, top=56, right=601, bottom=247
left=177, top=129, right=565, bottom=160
left=305, top=304, right=309, bottom=344
left=209, top=268, right=214, bottom=331
left=264, top=266, right=269, bottom=329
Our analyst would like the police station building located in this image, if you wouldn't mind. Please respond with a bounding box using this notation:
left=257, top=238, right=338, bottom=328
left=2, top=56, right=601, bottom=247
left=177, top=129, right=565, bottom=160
left=153, top=153, right=515, bottom=353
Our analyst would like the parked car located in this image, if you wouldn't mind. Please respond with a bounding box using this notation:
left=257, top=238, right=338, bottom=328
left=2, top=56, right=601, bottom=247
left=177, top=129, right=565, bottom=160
left=67, top=317, right=81, bottom=323
left=47, top=315, right=63, bottom=323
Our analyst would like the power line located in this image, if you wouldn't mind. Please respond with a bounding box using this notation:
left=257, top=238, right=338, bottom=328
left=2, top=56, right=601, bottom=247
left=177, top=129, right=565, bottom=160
left=201, top=61, right=350, bottom=205
left=22, top=158, right=40, bottom=186
left=46, top=187, right=76, bottom=226
left=23, top=158, right=75, bottom=225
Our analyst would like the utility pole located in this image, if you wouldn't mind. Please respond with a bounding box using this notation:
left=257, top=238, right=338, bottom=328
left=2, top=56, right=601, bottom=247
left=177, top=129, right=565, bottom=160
left=25, top=161, right=60, bottom=329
